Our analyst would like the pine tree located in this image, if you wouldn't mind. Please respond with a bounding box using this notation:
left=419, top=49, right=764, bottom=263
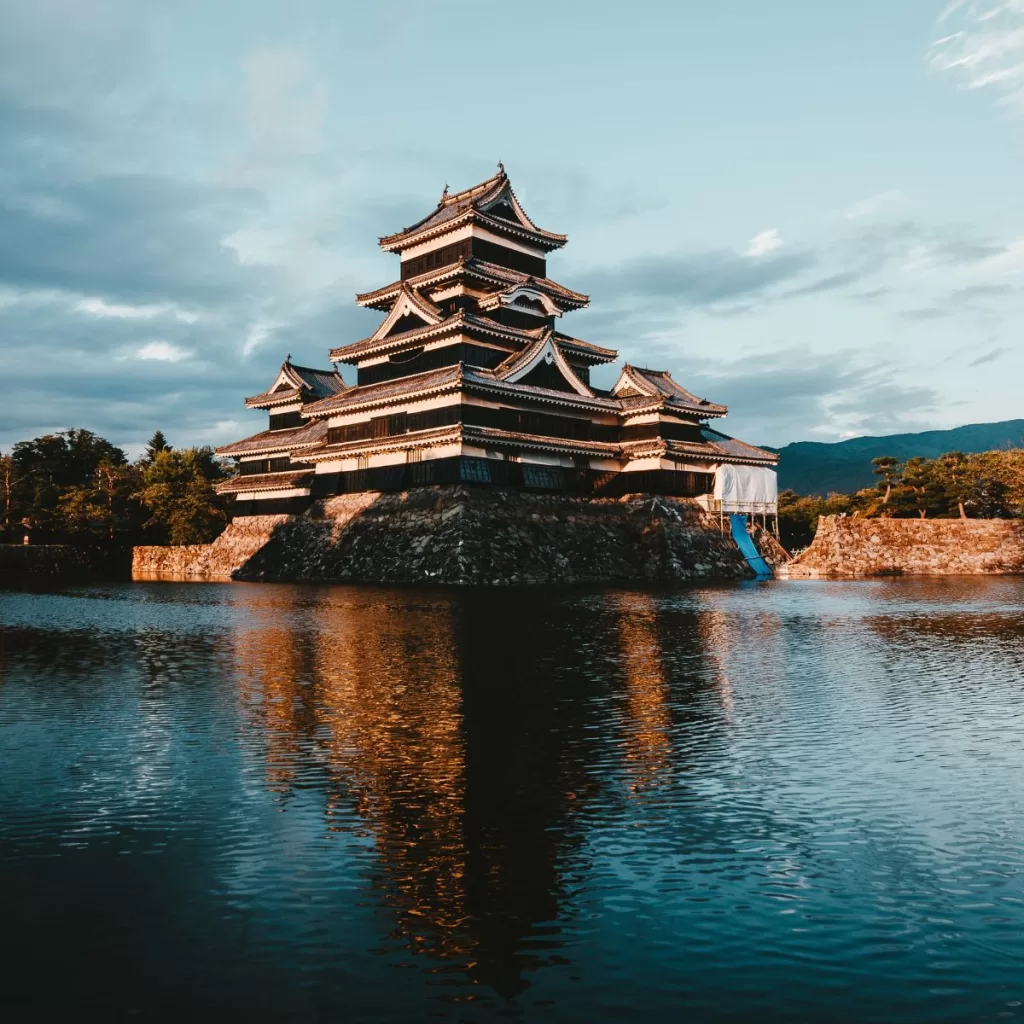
left=144, top=430, right=172, bottom=463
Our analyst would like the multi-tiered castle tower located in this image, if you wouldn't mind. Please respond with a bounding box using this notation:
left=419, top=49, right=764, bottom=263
left=216, top=166, right=777, bottom=517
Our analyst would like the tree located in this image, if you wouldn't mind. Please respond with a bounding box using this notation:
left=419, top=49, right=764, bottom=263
left=936, top=450, right=971, bottom=519
left=1, top=453, right=12, bottom=532
left=144, top=430, right=172, bottom=463
left=969, top=449, right=1024, bottom=518
left=136, top=447, right=230, bottom=545
left=57, top=460, right=143, bottom=542
left=9, top=429, right=128, bottom=538
left=891, top=457, right=947, bottom=519
left=872, top=456, right=902, bottom=505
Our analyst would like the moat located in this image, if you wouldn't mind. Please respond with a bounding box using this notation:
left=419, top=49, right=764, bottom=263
left=2, top=579, right=1023, bottom=1021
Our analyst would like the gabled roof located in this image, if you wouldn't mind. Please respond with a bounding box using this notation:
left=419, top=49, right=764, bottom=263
left=215, top=419, right=327, bottom=457
left=245, top=359, right=348, bottom=408
left=492, top=333, right=595, bottom=397
left=612, top=365, right=727, bottom=418
left=356, top=258, right=589, bottom=312
left=329, top=310, right=549, bottom=364
left=367, top=283, right=443, bottom=342
left=378, top=167, right=567, bottom=253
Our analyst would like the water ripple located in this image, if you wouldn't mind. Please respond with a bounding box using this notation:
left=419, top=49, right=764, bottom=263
left=1, top=577, right=1024, bottom=1020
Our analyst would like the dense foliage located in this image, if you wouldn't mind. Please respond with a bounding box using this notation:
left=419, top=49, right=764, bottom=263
left=779, top=448, right=1024, bottom=551
left=1, top=430, right=232, bottom=547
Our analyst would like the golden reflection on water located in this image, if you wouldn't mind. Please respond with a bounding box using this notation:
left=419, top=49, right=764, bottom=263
left=309, top=596, right=470, bottom=957
left=233, top=593, right=471, bottom=960
left=226, top=587, right=742, bottom=995
left=612, top=593, right=672, bottom=794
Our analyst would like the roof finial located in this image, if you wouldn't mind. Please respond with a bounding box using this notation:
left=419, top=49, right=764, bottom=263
left=497, top=159, right=504, bottom=175
left=441, top=182, right=449, bottom=201
left=286, top=353, right=292, bottom=363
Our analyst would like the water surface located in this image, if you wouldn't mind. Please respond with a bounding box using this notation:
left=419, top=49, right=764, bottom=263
left=1, top=578, right=1023, bottom=1021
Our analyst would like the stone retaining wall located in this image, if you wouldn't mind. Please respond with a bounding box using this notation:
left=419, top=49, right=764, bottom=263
left=131, top=486, right=781, bottom=584
left=234, top=487, right=763, bottom=585
left=778, top=515, right=1024, bottom=577
left=132, top=515, right=289, bottom=578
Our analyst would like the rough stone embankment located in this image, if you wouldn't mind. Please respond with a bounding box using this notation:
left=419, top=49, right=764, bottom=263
left=237, top=488, right=758, bottom=585
left=132, top=487, right=781, bottom=585
left=778, top=515, right=1024, bottom=577
left=132, top=515, right=289, bottom=578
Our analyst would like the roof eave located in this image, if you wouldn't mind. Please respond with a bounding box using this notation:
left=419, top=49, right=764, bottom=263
left=378, top=209, right=566, bottom=254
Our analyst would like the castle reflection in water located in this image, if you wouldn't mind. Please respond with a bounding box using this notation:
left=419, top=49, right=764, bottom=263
left=227, top=587, right=748, bottom=998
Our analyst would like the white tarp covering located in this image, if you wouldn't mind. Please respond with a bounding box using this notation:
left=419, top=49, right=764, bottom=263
left=713, top=463, right=778, bottom=512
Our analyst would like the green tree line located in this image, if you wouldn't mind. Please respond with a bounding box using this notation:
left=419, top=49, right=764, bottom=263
left=0, top=429, right=233, bottom=547
left=779, top=447, right=1024, bottom=550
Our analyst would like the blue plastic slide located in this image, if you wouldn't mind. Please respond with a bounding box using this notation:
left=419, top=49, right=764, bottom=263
left=729, top=513, right=773, bottom=578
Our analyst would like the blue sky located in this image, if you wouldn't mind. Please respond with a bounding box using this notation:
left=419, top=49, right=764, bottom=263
left=2, top=0, right=1022, bottom=454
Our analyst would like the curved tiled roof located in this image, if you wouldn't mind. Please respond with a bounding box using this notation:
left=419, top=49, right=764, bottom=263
left=329, top=310, right=548, bottom=364
left=216, top=470, right=313, bottom=494
left=696, top=427, right=778, bottom=464
left=215, top=419, right=327, bottom=457
left=378, top=169, right=566, bottom=252
left=551, top=332, right=617, bottom=363
left=245, top=360, right=348, bottom=408
left=304, top=364, right=465, bottom=417
left=356, top=260, right=590, bottom=318
left=615, top=365, right=728, bottom=418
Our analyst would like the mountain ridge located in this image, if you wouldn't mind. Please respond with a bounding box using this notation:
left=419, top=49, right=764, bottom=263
left=771, top=419, right=1024, bottom=496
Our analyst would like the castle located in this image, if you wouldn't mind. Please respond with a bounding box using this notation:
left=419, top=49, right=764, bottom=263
left=216, top=166, right=777, bottom=517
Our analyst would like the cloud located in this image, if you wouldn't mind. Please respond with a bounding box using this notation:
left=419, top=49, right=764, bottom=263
left=134, top=341, right=192, bottom=362
left=948, top=283, right=1017, bottom=299
left=849, top=287, right=893, bottom=302
left=969, top=346, right=1010, bottom=365
left=843, top=190, right=903, bottom=220
left=580, top=245, right=817, bottom=320
left=655, top=348, right=945, bottom=445
left=895, top=277, right=1018, bottom=325
left=242, top=320, right=275, bottom=357
left=780, top=269, right=868, bottom=299
left=931, top=1, right=1024, bottom=109
left=75, top=297, right=199, bottom=323
left=745, top=229, right=783, bottom=257
left=898, top=307, right=948, bottom=322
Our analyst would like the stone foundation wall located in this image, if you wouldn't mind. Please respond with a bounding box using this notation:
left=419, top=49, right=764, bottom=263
left=778, top=515, right=1024, bottom=577
left=235, top=487, right=759, bottom=585
left=132, top=515, right=290, bottom=578
left=132, top=543, right=211, bottom=577
left=131, top=488, right=784, bottom=585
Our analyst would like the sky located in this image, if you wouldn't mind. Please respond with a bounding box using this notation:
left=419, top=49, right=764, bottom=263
left=1, top=0, right=1023, bottom=456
